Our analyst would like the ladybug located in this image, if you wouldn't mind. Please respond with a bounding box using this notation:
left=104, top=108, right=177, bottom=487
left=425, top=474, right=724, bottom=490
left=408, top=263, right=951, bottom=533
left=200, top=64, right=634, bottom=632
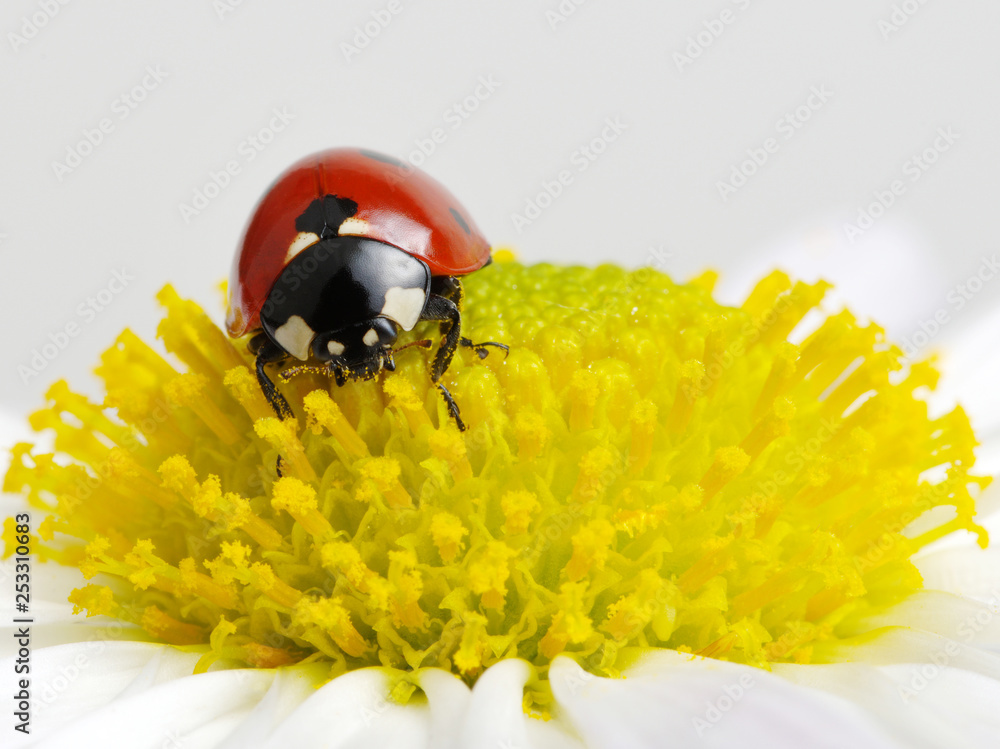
left=226, top=147, right=507, bottom=431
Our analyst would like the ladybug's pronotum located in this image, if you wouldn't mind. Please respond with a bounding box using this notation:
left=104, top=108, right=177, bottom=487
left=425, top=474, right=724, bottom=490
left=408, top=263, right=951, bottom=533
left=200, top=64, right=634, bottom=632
left=226, top=148, right=507, bottom=433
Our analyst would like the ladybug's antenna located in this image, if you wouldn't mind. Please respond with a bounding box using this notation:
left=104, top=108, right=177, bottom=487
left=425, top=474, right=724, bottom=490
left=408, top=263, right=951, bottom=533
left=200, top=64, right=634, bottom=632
left=392, top=339, right=433, bottom=355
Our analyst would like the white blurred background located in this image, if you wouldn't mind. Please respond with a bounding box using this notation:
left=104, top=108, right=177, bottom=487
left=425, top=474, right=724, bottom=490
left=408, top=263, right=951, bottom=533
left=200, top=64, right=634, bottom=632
left=2, top=0, right=1000, bottom=433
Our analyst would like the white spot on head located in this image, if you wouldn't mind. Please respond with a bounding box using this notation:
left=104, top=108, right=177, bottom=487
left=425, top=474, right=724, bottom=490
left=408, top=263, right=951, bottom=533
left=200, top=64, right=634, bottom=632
left=381, top=286, right=427, bottom=331
left=362, top=328, right=379, bottom=347
left=273, top=315, right=315, bottom=361
left=326, top=340, right=345, bottom=356
left=337, top=217, right=370, bottom=237
left=286, top=232, right=320, bottom=262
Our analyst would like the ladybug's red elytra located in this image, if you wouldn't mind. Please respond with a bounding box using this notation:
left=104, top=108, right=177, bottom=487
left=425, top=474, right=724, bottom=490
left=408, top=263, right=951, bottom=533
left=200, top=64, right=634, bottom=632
left=226, top=147, right=507, bottom=432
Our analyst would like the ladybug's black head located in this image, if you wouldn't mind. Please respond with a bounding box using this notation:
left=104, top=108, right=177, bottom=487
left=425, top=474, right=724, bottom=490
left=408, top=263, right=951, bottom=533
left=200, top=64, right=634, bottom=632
left=311, top=317, right=399, bottom=381
left=260, top=236, right=431, bottom=381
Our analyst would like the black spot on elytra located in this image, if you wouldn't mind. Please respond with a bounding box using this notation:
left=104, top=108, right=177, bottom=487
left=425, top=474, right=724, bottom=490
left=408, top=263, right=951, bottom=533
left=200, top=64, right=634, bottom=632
left=296, top=195, right=359, bottom=239
left=359, top=149, right=407, bottom=168
left=449, top=207, right=471, bottom=235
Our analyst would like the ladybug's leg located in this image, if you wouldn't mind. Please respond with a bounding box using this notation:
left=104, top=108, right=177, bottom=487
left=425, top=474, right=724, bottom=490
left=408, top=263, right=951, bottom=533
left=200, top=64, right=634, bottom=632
left=430, top=276, right=510, bottom=361
left=459, top=338, right=510, bottom=360
left=419, top=292, right=469, bottom=432
left=250, top=333, right=294, bottom=420
left=433, top=275, right=465, bottom=307
left=436, top=383, right=466, bottom=432
left=422, top=278, right=508, bottom=431
left=420, top=293, right=463, bottom=383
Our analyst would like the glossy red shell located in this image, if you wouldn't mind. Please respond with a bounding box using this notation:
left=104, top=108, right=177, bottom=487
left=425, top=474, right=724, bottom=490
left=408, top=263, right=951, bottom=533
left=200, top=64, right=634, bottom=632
left=226, top=147, right=491, bottom=337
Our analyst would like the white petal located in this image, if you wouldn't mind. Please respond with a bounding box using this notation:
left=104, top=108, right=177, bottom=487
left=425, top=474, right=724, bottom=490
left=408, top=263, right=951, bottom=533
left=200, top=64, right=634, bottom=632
left=839, top=590, right=1000, bottom=650
left=818, top=627, right=1000, bottom=683
left=32, top=659, right=274, bottom=749
left=417, top=669, right=472, bottom=749
left=551, top=652, right=900, bottom=748
left=456, top=659, right=582, bottom=749
left=259, top=668, right=429, bottom=748
left=9, top=634, right=1000, bottom=749
left=216, top=667, right=322, bottom=749
left=1, top=641, right=211, bottom=745
left=776, top=661, right=1000, bottom=749
left=457, top=660, right=532, bottom=748
left=3, top=642, right=169, bottom=743
left=916, top=547, right=1000, bottom=604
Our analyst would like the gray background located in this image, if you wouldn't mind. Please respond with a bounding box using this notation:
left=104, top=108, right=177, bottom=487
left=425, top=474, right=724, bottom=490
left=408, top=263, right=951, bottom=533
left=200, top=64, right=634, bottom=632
left=2, top=0, right=999, bottom=423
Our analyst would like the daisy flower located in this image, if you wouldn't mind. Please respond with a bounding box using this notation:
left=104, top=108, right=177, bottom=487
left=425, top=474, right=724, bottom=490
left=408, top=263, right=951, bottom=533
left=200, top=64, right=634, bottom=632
left=3, top=253, right=999, bottom=748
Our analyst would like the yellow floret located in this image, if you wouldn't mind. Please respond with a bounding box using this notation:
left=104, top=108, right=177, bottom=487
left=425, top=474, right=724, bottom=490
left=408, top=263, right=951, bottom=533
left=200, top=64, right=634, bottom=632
left=271, top=477, right=318, bottom=515
left=501, top=490, right=540, bottom=535
left=430, top=512, right=468, bottom=563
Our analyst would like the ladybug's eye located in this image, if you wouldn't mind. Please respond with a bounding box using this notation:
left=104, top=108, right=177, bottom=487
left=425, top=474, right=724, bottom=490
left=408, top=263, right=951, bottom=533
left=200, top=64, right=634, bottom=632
left=364, top=317, right=398, bottom=347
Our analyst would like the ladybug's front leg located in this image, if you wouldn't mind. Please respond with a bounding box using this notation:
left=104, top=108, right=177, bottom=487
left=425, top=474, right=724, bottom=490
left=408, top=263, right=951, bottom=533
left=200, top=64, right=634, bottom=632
left=433, top=275, right=465, bottom=308
left=420, top=292, right=463, bottom=384
left=420, top=291, right=467, bottom=431
left=422, top=277, right=508, bottom=431
left=249, top=333, right=294, bottom=420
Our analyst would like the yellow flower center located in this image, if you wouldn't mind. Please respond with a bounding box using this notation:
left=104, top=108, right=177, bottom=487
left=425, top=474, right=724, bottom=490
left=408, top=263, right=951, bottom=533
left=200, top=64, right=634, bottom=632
left=3, top=254, right=990, bottom=710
